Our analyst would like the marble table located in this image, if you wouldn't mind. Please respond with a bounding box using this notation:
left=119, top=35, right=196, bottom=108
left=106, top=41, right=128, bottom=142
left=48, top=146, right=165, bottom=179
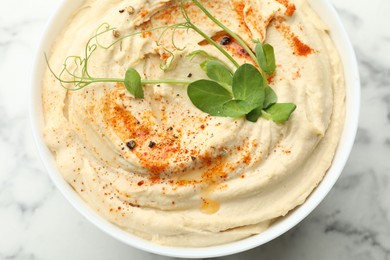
left=0, top=0, right=389, bottom=259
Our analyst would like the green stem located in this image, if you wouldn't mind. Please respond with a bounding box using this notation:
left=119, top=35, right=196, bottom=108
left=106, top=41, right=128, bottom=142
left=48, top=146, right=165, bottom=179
left=189, top=24, right=239, bottom=68
left=192, top=0, right=259, bottom=66
left=179, top=1, right=239, bottom=68
left=90, top=78, right=124, bottom=83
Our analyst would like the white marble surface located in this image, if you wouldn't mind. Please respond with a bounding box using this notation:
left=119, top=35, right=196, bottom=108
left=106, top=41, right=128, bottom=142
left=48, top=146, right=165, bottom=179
left=0, top=0, right=389, bottom=259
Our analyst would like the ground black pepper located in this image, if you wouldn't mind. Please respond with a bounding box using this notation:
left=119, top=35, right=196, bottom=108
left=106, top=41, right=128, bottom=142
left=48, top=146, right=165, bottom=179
left=126, top=140, right=136, bottom=150
left=148, top=141, right=156, bottom=148
left=220, top=36, right=231, bottom=45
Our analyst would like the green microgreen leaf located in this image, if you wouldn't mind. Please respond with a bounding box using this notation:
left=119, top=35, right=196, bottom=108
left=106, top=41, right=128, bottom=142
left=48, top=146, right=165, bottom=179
left=223, top=100, right=254, bottom=118
left=124, top=68, right=143, bottom=98
left=263, top=103, right=296, bottom=123
left=263, top=85, right=277, bottom=109
left=232, top=64, right=265, bottom=109
left=187, top=80, right=232, bottom=116
left=246, top=107, right=262, bottom=122
left=205, top=60, right=233, bottom=92
left=255, top=43, right=276, bottom=75
left=246, top=84, right=277, bottom=122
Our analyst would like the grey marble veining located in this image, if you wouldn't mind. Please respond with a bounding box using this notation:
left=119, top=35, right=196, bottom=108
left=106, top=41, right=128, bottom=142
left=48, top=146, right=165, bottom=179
left=0, top=0, right=389, bottom=259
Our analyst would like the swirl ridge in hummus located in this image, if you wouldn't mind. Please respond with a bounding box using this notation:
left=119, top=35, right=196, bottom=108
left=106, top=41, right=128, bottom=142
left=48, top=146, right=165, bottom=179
left=43, top=0, right=345, bottom=246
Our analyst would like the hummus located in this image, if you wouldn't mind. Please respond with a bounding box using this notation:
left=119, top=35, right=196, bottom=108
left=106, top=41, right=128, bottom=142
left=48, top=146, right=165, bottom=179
left=43, top=0, right=345, bottom=246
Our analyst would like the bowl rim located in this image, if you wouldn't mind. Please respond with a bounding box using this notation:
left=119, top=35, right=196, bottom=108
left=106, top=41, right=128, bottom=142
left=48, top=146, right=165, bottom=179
left=29, top=0, right=360, bottom=258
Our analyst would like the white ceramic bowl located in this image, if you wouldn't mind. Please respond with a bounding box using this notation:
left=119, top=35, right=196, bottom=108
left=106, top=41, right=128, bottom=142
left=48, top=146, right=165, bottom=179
left=30, top=0, right=360, bottom=258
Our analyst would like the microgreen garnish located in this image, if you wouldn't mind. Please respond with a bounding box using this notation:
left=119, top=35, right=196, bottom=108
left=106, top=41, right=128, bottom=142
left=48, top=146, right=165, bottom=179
left=222, top=64, right=266, bottom=118
left=254, top=41, right=276, bottom=75
left=187, top=80, right=232, bottom=116
left=124, top=68, right=143, bottom=99
left=186, top=50, right=216, bottom=61
left=46, top=0, right=296, bottom=123
left=261, top=103, right=297, bottom=123
left=204, top=60, right=233, bottom=92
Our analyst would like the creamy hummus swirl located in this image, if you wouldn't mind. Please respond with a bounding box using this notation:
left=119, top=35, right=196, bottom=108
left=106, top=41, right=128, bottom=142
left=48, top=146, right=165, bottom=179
left=43, top=0, right=345, bottom=246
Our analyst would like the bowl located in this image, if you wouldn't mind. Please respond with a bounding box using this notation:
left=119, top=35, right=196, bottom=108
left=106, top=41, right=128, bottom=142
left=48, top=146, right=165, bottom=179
left=30, top=0, right=360, bottom=258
